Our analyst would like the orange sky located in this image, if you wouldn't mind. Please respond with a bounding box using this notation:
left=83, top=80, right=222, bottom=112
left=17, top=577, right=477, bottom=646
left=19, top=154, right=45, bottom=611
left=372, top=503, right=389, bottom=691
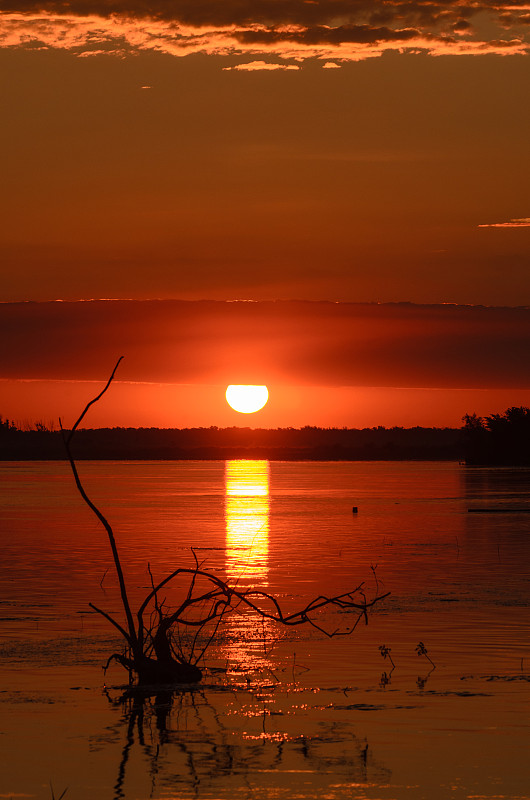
left=1, top=3, right=529, bottom=428
left=2, top=301, right=530, bottom=428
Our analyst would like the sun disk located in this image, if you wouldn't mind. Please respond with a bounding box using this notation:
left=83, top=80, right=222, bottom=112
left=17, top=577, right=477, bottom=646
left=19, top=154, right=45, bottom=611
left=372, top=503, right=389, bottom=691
left=225, top=385, right=269, bottom=413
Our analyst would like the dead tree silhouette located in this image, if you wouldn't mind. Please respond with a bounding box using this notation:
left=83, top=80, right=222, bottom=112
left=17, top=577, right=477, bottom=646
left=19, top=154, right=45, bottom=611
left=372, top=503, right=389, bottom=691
left=62, top=358, right=389, bottom=686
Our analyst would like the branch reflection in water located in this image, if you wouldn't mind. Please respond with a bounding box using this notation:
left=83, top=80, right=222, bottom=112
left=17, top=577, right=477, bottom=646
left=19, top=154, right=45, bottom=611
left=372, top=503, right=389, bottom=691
left=100, top=685, right=390, bottom=800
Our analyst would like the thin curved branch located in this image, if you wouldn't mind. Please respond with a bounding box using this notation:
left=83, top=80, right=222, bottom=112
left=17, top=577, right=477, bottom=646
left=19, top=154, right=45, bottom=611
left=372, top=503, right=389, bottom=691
left=137, top=567, right=229, bottom=629
left=89, top=602, right=132, bottom=644
left=137, top=563, right=389, bottom=638
left=62, top=358, right=139, bottom=652
left=66, top=356, right=124, bottom=444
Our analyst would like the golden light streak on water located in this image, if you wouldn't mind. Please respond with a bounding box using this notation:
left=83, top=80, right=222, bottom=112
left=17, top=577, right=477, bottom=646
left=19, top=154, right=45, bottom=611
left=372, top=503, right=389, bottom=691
left=223, top=460, right=274, bottom=672
left=225, top=459, right=270, bottom=586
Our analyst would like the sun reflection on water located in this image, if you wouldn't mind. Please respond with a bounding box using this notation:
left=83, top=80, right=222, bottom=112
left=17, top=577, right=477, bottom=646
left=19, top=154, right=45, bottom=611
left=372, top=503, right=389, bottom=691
left=225, top=459, right=270, bottom=586
left=223, top=460, right=276, bottom=673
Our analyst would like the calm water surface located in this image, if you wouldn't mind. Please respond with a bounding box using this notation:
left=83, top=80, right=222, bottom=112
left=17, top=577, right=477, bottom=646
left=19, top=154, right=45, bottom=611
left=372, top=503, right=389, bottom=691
left=0, top=460, right=529, bottom=800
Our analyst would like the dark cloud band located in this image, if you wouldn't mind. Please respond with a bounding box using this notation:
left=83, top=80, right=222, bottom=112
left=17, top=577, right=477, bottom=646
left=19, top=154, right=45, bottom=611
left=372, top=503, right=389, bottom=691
left=1, top=1, right=529, bottom=60
left=2, top=300, right=529, bottom=389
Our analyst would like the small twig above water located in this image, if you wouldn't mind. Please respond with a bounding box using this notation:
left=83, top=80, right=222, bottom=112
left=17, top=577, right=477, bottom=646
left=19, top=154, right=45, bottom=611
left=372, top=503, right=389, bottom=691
left=379, top=644, right=395, bottom=670
left=100, top=568, right=109, bottom=589
left=49, top=783, right=68, bottom=800
left=416, top=641, right=436, bottom=668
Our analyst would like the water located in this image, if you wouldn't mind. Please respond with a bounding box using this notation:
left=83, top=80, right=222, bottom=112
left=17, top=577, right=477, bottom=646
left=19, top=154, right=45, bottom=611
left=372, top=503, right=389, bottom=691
left=0, top=460, right=529, bottom=800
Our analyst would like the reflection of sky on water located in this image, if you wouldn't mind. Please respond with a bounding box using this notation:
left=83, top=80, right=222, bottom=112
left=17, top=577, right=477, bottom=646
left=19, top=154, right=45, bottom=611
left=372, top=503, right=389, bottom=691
left=225, top=459, right=269, bottom=586
left=2, top=463, right=530, bottom=800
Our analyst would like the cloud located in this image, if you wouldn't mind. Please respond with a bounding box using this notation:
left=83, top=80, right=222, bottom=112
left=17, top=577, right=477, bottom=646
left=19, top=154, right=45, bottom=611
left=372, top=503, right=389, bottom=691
left=223, top=60, right=299, bottom=70
left=322, top=61, right=342, bottom=68
left=478, top=217, right=530, bottom=228
left=1, top=300, right=530, bottom=390
left=0, top=2, right=529, bottom=62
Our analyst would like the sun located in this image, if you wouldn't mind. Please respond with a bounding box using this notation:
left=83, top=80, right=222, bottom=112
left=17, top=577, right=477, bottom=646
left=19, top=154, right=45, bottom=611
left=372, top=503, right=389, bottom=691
left=225, top=385, right=269, bottom=414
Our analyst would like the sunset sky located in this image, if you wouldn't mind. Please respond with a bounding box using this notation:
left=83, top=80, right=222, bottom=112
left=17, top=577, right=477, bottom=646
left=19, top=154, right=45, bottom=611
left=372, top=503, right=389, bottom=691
left=1, top=2, right=529, bottom=429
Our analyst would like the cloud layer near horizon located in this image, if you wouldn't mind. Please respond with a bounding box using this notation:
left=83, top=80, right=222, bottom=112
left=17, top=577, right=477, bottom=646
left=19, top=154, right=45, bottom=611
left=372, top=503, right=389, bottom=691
left=2, top=300, right=530, bottom=390
left=1, top=1, right=529, bottom=62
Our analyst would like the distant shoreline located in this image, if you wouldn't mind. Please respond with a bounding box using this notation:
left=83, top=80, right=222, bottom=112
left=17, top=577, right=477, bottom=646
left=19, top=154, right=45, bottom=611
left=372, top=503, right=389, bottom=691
left=1, top=454, right=462, bottom=462
left=1, top=425, right=463, bottom=462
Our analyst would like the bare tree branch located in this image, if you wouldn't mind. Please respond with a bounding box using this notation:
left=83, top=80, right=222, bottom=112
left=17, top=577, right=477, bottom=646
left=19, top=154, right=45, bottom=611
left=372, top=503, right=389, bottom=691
left=61, top=358, right=139, bottom=655
left=63, top=358, right=390, bottom=686
left=66, top=356, right=124, bottom=445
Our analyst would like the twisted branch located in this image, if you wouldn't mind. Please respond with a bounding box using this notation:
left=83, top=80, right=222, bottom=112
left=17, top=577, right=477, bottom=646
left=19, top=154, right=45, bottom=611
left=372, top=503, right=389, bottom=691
left=62, top=358, right=390, bottom=684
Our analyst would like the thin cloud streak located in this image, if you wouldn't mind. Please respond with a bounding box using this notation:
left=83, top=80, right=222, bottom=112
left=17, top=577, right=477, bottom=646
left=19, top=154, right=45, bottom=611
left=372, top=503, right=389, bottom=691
left=478, top=217, right=530, bottom=227
left=1, top=2, right=529, bottom=61
left=223, top=60, right=300, bottom=70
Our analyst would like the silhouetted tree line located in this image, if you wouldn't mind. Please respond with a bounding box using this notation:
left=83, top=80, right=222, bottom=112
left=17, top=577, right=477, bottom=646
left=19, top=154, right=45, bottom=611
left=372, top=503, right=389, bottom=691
left=0, top=415, right=17, bottom=434
left=4, top=408, right=528, bottom=463
left=1, top=418, right=461, bottom=460
left=462, top=407, right=530, bottom=465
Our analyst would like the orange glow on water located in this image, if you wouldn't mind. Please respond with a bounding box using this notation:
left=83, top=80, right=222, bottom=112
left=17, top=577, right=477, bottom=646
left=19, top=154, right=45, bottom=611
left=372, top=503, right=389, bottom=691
left=223, top=459, right=276, bottom=671
left=225, top=460, right=269, bottom=585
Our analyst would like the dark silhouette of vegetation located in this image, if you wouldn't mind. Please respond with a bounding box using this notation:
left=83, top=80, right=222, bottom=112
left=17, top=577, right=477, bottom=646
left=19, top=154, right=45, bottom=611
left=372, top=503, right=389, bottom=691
left=62, top=359, right=389, bottom=687
left=0, top=415, right=16, bottom=433
left=1, top=417, right=461, bottom=461
left=462, top=407, right=530, bottom=465
left=378, top=644, right=395, bottom=670
left=416, top=641, right=435, bottom=668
